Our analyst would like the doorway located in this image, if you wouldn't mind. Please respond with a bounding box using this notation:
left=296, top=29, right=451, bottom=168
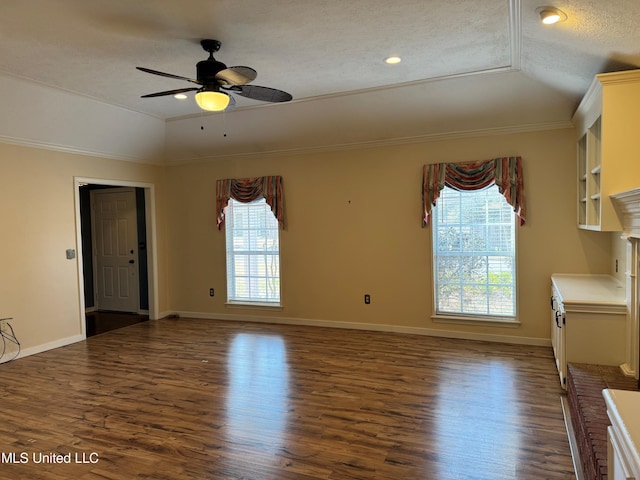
left=74, top=178, right=158, bottom=338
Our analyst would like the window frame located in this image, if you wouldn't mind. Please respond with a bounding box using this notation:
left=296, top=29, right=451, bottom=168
left=223, top=197, right=282, bottom=308
left=430, top=184, right=519, bottom=326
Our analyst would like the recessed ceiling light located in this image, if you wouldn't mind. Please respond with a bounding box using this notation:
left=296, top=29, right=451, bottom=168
left=385, top=56, right=402, bottom=65
left=536, top=6, right=567, bottom=25
left=174, top=93, right=188, bottom=100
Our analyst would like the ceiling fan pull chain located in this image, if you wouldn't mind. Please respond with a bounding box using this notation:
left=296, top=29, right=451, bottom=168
left=223, top=110, right=227, bottom=138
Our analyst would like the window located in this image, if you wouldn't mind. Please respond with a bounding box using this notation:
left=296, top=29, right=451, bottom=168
left=224, top=197, right=281, bottom=305
left=432, top=184, right=516, bottom=318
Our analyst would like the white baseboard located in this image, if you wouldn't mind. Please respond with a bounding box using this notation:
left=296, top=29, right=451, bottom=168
left=620, top=362, right=637, bottom=378
left=174, top=310, right=551, bottom=347
left=561, top=395, right=586, bottom=480
left=12, top=334, right=84, bottom=360
left=1, top=312, right=548, bottom=363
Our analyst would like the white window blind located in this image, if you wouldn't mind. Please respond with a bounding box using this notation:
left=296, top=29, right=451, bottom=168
left=432, top=185, right=516, bottom=317
left=224, top=197, right=280, bottom=304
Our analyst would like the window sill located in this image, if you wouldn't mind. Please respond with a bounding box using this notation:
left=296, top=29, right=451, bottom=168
left=431, top=314, right=520, bottom=328
left=226, top=301, right=283, bottom=312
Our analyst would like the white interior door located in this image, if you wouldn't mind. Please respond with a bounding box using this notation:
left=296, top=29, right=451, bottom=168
left=91, top=188, right=139, bottom=312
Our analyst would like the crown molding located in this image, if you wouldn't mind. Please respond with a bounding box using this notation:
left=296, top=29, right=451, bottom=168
left=0, top=118, right=573, bottom=167
left=0, top=133, right=163, bottom=165
left=611, top=188, right=640, bottom=239
left=166, top=120, right=573, bottom=165
left=509, top=0, right=522, bottom=70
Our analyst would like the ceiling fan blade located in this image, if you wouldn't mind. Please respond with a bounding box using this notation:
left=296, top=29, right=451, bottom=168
left=136, top=67, right=200, bottom=85
left=215, top=66, right=258, bottom=86
left=141, top=87, right=198, bottom=98
left=223, top=85, right=292, bottom=103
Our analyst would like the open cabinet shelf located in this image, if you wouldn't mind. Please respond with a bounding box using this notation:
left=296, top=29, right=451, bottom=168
left=573, top=70, right=640, bottom=231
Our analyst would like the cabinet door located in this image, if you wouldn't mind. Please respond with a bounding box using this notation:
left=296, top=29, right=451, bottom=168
left=565, top=312, right=626, bottom=366
left=550, top=289, right=565, bottom=387
left=608, top=426, right=636, bottom=480
left=558, top=314, right=566, bottom=388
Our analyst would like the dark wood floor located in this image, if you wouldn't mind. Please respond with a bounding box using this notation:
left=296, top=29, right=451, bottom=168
left=0, top=318, right=575, bottom=479
left=85, top=311, right=149, bottom=337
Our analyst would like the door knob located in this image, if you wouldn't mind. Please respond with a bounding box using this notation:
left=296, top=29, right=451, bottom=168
left=129, top=259, right=135, bottom=264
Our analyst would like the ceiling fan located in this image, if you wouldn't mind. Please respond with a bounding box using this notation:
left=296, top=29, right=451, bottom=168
left=137, top=39, right=292, bottom=112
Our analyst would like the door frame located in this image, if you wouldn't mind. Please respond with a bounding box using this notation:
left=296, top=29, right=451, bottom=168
left=74, top=177, right=159, bottom=339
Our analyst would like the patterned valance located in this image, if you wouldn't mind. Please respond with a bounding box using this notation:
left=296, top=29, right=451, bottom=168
left=423, top=156, right=525, bottom=226
left=216, top=176, right=284, bottom=229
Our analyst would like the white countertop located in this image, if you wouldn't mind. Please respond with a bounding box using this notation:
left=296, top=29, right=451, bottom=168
left=603, top=389, right=640, bottom=477
left=551, top=274, right=625, bottom=309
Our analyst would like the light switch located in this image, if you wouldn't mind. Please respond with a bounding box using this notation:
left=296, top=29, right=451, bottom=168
left=66, top=249, right=76, bottom=260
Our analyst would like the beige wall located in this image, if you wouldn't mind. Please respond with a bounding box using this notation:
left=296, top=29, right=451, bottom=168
left=0, top=143, right=167, bottom=354
left=611, top=232, right=628, bottom=283
left=165, top=127, right=612, bottom=343
left=0, top=126, right=620, bottom=355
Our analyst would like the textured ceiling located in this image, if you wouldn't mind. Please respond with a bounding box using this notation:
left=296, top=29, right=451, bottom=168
left=0, top=0, right=639, bottom=157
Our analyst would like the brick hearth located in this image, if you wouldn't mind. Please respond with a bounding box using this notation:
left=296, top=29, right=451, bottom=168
left=567, top=363, right=638, bottom=480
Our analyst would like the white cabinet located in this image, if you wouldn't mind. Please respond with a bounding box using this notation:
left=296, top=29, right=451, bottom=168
left=603, top=389, right=640, bottom=480
left=551, top=274, right=626, bottom=388
left=573, top=69, right=640, bottom=231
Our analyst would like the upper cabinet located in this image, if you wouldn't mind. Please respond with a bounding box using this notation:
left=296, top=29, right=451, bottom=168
left=572, top=70, right=640, bottom=231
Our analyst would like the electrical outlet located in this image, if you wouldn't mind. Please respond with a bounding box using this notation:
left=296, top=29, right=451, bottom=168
left=364, top=294, right=370, bottom=304
left=209, top=288, right=214, bottom=297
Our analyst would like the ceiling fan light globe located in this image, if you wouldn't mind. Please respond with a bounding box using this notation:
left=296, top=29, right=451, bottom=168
left=195, top=91, right=230, bottom=111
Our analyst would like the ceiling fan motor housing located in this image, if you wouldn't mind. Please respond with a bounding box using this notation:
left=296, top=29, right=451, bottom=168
left=197, top=59, right=227, bottom=85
